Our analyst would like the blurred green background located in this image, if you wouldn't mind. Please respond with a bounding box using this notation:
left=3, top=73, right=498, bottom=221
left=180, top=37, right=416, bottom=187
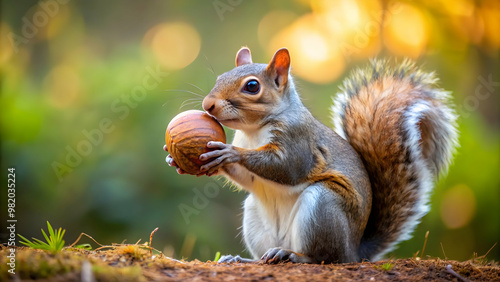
left=1, top=0, right=499, bottom=262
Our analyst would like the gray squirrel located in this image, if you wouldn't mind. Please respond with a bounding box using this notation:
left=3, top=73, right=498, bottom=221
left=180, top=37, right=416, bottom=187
left=165, top=47, right=458, bottom=263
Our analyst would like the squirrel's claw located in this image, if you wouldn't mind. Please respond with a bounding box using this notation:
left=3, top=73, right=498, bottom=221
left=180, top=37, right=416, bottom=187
left=166, top=154, right=187, bottom=175
left=261, top=247, right=291, bottom=264
left=166, top=155, right=179, bottom=168
left=166, top=154, right=174, bottom=166
left=261, top=247, right=312, bottom=264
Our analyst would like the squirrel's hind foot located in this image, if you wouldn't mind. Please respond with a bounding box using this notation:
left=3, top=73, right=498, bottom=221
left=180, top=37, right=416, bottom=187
left=260, top=247, right=313, bottom=264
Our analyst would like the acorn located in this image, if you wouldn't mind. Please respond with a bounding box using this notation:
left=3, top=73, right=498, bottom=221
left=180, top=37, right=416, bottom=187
left=165, top=110, right=226, bottom=175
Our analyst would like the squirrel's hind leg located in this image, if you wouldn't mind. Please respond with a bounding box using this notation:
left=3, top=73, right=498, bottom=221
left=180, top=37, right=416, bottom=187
left=288, top=182, right=362, bottom=264
left=244, top=183, right=360, bottom=264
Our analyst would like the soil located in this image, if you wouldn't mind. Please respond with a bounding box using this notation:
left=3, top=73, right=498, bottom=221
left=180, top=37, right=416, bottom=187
left=1, top=246, right=499, bottom=281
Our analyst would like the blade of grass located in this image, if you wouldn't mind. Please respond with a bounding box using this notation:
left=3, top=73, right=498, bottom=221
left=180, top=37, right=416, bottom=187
left=17, top=221, right=66, bottom=253
left=58, top=228, right=66, bottom=250
left=214, top=251, right=221, bottom=262
left=32, top=237, right=50, bottom=245
left=18, top=234, right=36, bottom=248
left=41, top=228, right=50, bottom=246
left=46, top=221, right=55, bottom=241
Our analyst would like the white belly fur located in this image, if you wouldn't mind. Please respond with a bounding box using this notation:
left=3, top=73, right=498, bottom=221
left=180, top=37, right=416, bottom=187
left=222, top=126, right=312, bottom=258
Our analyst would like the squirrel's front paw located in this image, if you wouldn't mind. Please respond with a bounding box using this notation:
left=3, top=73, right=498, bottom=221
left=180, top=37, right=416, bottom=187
left=217, top=254, right=255, bottom=264
left=199, top=142, right=241, bottom=175
left=164, top=145, right=187, bottom=175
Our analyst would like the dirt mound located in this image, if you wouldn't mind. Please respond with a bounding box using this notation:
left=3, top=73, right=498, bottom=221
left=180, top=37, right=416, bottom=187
left=1, top=246, right=498, bottom=281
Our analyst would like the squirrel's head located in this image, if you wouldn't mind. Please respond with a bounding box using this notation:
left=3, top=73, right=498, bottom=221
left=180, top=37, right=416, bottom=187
left=202, top=47, right=291, bottom=131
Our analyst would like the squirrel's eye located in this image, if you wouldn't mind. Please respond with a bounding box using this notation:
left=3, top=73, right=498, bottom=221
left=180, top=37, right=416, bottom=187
left=244, top=80, right=260, bottom=94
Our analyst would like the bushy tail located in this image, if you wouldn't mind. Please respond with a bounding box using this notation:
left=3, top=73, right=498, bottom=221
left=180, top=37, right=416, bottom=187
left=331, top=59, right=458, bottom=261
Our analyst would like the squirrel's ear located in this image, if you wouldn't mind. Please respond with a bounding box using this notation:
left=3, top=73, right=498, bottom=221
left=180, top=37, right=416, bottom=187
left=235, top=47, right=253, bottom=67
left=266, top=48, right=290, bottom=88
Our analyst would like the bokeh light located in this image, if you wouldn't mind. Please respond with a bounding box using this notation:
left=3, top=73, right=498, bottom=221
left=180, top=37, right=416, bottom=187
left=311, top=0, right=382, bottom=60
left=258, top=10, right=297, bottom=49
left=440, top=0, right=474, bottom=16
left=44, top=64, right=81, bottom=108
left=268, top=14, right=345, bottom=84
left=383, top=4, right=429, bottom=58
left=264, top=0, right=388, bottom=83
left=45, top=4, right=71, bottom=40
left=0, top=22, right=14, bottom=66
left=440, top=184, right=477, bottom=229
left=143, top=22, right=201, bottom=70
left=311, top=0, right=364, bottom=38
left=480, top=1, right=500, bottom=51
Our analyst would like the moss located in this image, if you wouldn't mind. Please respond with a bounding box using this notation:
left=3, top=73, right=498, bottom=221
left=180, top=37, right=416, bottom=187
left=114, top=245, right=149, bottom=261
left=13, top=249, right=82, bottom=279
left=92, top=264, right=144, bottom=282
left=0, top=247, right=147, bottom=281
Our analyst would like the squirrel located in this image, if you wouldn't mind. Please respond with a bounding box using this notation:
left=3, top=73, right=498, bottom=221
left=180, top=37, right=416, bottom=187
left=165, top=47, right=458, bottom=264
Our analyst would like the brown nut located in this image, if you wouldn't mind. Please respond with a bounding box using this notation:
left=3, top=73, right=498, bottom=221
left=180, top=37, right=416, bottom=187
left=165, top=110, right=226, bottom=175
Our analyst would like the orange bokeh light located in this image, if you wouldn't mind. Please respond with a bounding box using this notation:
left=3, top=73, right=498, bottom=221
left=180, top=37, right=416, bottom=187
left=143, top=22, right=201, bottom=70
left=383, top=4, right=429, bottom=58
left=0, top=22, right=14, bottom=66
left=440, top=184, right=477, bottom=229
left=44, top=64, right=81, bottom=108
left=267, top=14, right=345, bottom=84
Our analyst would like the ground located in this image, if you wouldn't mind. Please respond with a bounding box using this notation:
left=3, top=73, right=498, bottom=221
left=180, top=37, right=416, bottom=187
left=1, top=246, right=499, bottom=281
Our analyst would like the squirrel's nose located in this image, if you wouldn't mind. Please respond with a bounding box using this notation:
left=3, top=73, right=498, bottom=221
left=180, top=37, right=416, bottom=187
left=205, top=104, right=215, bottom=113
left=202, top=96, right=216, bottom=114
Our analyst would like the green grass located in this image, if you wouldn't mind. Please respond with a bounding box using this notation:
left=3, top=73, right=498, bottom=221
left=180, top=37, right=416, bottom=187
left=375, top=262, right=395, bottom=272
left=18, top=221, right=66, bottom=254
left=213, top=251, right=221, bottom=262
